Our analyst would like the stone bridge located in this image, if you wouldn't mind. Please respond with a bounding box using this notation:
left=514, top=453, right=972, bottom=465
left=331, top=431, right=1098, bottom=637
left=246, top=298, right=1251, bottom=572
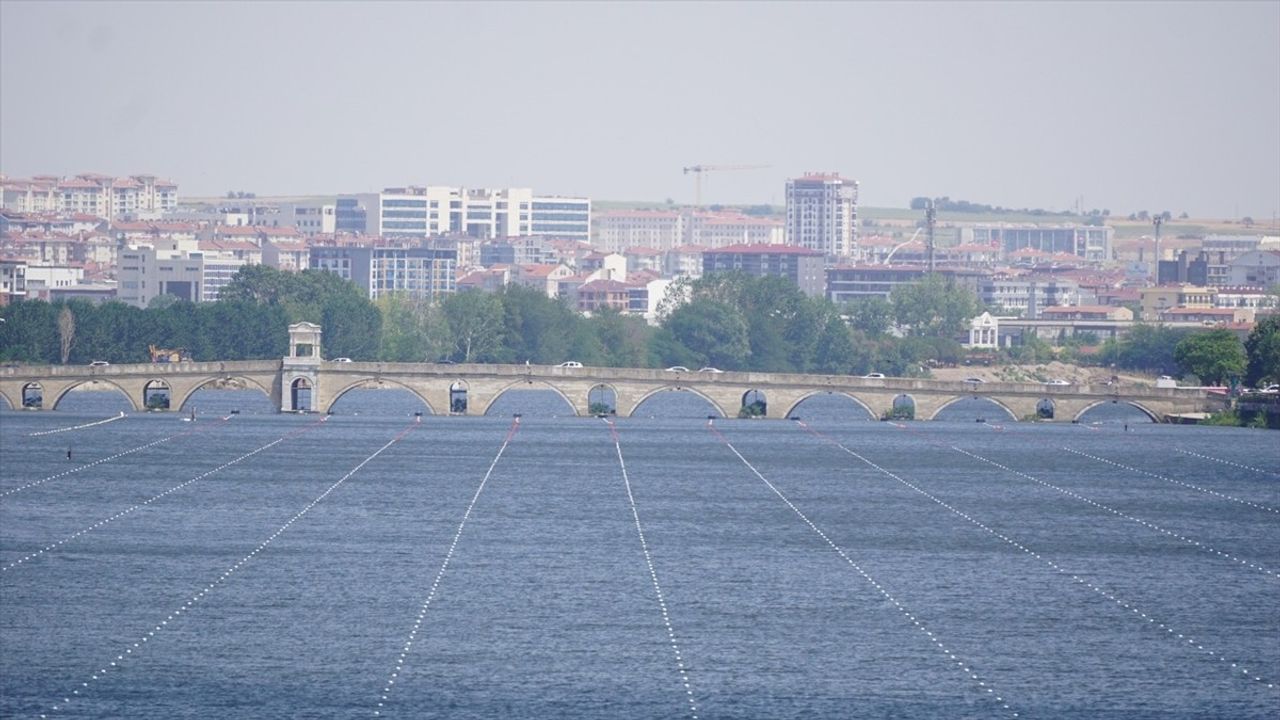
left=0, top=360, right=1226, bottom=422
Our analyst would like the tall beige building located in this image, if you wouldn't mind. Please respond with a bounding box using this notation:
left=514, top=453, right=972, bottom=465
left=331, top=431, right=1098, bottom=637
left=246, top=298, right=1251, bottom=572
left=785, top=172, right=858, bottom=258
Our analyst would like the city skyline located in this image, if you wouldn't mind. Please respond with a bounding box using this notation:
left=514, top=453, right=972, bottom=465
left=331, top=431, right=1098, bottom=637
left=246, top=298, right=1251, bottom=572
left=2, top=1, right=1277, bottom=218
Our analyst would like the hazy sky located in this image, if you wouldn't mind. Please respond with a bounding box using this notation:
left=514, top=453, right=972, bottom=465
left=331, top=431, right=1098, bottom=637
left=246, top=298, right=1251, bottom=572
left=2, top=1, right=1277, bottom=217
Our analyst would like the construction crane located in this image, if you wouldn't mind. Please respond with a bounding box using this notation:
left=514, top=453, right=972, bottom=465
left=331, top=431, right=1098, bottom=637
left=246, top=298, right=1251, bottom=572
left=682, top=164, right=770, bottom=207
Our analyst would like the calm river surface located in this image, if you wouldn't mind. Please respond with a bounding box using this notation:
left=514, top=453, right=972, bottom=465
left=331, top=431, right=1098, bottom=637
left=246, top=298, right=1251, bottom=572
left=1, top=389, right=1277, bottom=719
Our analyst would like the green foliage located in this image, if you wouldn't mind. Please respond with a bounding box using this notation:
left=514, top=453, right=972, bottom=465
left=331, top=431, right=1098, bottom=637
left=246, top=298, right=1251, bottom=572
left=665, top=300, right=751, bottom=369
left=845, top=297, right=894, bottom=337
left=441, top=291, right=506, bottom=363
left=1174, top=329, right=1246, bottom=386
left=0, top=297, right=289, bottom=365
left=1097, top=324, right=1189, bottom=375
left=1244, top=315, right=1280, bottom=387
left=890, top=275, right=980, bottom=337
left=221, top=266, right=381, bottom=359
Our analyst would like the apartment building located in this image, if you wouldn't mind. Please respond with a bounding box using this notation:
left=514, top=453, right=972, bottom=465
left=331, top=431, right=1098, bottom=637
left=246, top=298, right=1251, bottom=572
left=1138, top=285, right=1215, bottom=321
left=0, top=258, right=28, bottom=305
left=4, top=174, right=177, bottom=218
left=310, top=244, right=458, bottom=300
left=339, top=187, right=590, bottom=241
left=530, top=197, right=591, bottom=241
left=686, top=212, right=784, bottom=248
left=785, top=173, right=858, bottom=258
left=980, top=275, right=1080, bottom=318
left=116, top=246, right=243, bottom=306
left=593, top=210, right=684, bottom=253
left=960, top=223, right=1111, bottom=262
left=702, top=244, right=825, bottom=297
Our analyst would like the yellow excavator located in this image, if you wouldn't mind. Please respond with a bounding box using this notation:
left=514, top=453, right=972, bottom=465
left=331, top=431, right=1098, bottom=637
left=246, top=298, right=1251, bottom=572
left=149, top=345, right=192, bottom=363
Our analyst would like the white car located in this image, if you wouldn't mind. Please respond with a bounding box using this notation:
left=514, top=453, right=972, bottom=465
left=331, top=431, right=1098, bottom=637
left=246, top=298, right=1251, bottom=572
left=1261, top=384, right=1280, bottom=394
left=861, top=372, right=885, bottom=379
left=557, top=361, right=583, bottom=368
left=698, top=367, right=723, bottom=373
left=89, top=360, right=110, bottom=367
left=334, top=357, right=353, bottom=363
left=1045, top=378, right=1070, bottom=386
left=665, top=366, right=690, bottom=372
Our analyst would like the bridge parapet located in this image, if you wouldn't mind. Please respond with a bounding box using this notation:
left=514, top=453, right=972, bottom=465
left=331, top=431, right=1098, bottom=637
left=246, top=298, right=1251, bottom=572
left=0, top=360, right=1223, bottom=421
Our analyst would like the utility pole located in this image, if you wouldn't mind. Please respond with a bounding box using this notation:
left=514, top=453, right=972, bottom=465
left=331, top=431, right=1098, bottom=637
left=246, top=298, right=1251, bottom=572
left=1152, top=214, right=1163, bottom=283
left=925, top=200, right=937, bottom=274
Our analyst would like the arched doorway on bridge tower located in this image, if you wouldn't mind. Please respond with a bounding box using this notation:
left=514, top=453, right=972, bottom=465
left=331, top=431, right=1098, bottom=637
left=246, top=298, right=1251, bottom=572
left=889, top=394, right=915, bottom=421
left=1036, top=398, right=1055, bottom=420
left=22, top=382, right=43, bottom=408
left=740, top=389, right=767, bottom=418
left=144, top=380, right=171, bottom=411
left=450, top=381, right=469, bottom=414
left=588, top=384, right=617, bottom=416
left=290, top=378, right=313, bottom=413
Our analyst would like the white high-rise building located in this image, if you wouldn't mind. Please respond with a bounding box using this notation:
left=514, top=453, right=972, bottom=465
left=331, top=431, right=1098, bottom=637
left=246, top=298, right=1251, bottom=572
left=785, top=172, right=858, bottom=258
left=340, top=186, right=589, bottom=240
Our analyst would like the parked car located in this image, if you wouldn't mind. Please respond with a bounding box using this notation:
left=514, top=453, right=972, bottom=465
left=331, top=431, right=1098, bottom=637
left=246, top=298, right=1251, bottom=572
left=665, top=366, right=690, bottom=372
left=334, top=357, right=353, bottom=363
left=698, top=366, right=723, bottom=373
left=89, top=360, right=110, bottom=367
left=964, top=377, right=985, bottom=383
left=861, top=372, right=885, bottom=379
left=557, top=361, right=583, bottom=368
left=1045, top=378, right=1070, bottom=386
left=1261, top=384, right=1280, bottom=394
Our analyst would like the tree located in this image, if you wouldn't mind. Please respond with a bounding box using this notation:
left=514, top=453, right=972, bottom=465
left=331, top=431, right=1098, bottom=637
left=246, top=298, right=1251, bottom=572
left=441, top=291, right=506, bottom=363
left=664, top=300, right=750, bottom=369
left=890, top=275, right=979, bottom=337
left=1099, top=324, right=1188, bottom=375
left=57, top=305, right=76, bottom=364
left=845, top=297, right=894, bottom=336
left=1244, top=315, right=1280, bottom=387
left=1174, top=329, right=1246, bottom=386
left=812, top=315, right=856, bottom=374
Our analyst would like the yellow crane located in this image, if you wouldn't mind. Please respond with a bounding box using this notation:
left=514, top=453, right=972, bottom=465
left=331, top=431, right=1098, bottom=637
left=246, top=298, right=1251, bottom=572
left=682, top=164, right=771, bottom=207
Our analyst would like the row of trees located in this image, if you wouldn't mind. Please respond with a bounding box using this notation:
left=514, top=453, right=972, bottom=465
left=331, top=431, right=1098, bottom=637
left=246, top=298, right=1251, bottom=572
left=1091, top=318, right=1279, bottom=388
left=1, top=267, right=983, bottom=376
left=5, top=264, right=1274, bottom=388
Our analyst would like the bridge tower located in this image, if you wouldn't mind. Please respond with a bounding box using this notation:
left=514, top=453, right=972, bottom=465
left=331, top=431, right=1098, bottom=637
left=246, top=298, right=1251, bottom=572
left=282, top=322, right=322, bottom=412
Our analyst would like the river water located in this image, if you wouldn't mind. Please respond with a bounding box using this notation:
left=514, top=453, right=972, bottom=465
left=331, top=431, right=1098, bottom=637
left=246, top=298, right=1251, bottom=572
left=1, top=389, right=1277, bottom=719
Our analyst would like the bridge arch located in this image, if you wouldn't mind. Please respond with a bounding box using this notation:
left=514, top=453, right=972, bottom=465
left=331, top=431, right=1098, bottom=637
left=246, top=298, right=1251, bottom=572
left=51, top=378, right=139, bottom=411
left=323, top=377, right=435, bottom=415
left=627, top=385, right=728, bottom=418
left=143, top=379, right=172, bottom=410
left=480, top=379, right=579, bottom=416
left=781, top=391, right=877, bottom=421
left=1073, top=399, right=1160, bottom=423
left=928, top=395, right=1019, bottom=422
left=588, top=383, right=618, bottom=415
left=175, top=375, right=274, bottom=412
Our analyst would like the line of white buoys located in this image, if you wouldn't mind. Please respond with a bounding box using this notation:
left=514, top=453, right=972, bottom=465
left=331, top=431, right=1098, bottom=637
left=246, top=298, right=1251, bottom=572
left=38, top=420, right=414, bottom=719
left=952, top=446, right=1278, bottom=580
left=27, top=411, right=127, bottom=436
left=608, top=419, right=699, bottom=719
left=1175, top=448, right=1280, bottom=479
left=1, top=417, right=231, bottom=502
left=707, top=421, right=1019, bottom=717
left=1066, top=447, right=1280, bottom=516
left=4, top=417, right=329, bottom=573
left=374, top=417, right=520, bottom=717
left=796, top=421, right=1277, bottom=693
